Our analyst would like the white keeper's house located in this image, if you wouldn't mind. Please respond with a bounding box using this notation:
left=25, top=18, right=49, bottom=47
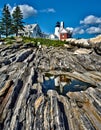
left=18, top=24, right=48, bottom=38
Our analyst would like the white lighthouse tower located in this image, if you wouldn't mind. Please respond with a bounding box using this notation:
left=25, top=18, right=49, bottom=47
left=55, top=22, right=60, bottom=38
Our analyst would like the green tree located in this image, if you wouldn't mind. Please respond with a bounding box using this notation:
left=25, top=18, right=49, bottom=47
left=12, top=6, right=24, bottom=36
left=0, top=5, right=12, bottom=37
left=0, top=21, right=2, bottom=38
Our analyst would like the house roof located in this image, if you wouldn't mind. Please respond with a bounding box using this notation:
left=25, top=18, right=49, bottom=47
left=24, top=24, right=38, bottom=31
left=60, top=28, right=68, bottom=33
left=18, top=24, right=40, bottom=34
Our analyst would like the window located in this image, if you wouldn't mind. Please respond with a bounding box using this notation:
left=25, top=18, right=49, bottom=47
left=34, top=27, right=36, bottom=31
left=25, top=32, right=28, bottom=35
left=62, top=33, right=64, bottom=37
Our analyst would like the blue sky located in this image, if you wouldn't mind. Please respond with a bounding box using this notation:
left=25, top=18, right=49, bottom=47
left=0, top=0, right=101, bottom=38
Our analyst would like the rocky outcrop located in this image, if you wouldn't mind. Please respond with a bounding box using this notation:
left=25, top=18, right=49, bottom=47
left=0, top=42, right=101, bottom=130
left=89, top=35, right=101, bottom=44
left=66, top=38, right=91, bottom=48
left=66, top=36, right=101, bottom=55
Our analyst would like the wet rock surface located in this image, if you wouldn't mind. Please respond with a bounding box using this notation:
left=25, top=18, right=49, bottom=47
left=0, top=43, right=101, bottom=130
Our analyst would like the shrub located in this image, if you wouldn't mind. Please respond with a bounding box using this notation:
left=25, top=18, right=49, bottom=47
left=22, top=37, right=65, bottom=47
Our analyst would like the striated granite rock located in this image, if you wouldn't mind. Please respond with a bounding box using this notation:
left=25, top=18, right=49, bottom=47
left=0, top=43, right=101, bottom=130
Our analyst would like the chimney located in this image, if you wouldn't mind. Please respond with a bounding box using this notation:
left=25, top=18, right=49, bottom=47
left=60, top=21, right=64, bottom=29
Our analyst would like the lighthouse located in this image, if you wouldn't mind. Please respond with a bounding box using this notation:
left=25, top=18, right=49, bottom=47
left=55, top=22, right=60, bottom=38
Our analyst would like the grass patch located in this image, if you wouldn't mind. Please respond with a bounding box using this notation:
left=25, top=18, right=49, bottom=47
left=22, top=37, right=65, bottom=47
left=1, top=36, right=66, bottom=47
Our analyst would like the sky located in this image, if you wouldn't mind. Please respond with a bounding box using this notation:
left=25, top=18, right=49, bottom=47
left=0, top=0, right=101, bottom=38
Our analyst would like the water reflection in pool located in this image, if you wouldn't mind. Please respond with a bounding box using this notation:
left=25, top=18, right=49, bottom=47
left=42, top=74, right=91, bottom=94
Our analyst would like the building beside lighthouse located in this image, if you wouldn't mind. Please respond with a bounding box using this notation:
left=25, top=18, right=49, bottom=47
left=49, top=21, right=72, bottom=41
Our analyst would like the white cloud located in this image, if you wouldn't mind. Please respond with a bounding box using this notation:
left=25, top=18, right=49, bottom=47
left=80, top=15, right=101, bottom=24
left=7, top=4, right=12, bottom=12
left=86, top=26, right=101, bottom=34
left=10, top=4, right=37, bottom=19
left=7, top=4, right=55, bottom=19
left=66, top=27, right=73, bottom=32
left=71, top=15, right=101, bottom=35
left=73, top=27, right=85, bottom=35
left=40, top=8, right=56, bottom=13
left=79, top=15, right=101, bottom=35
left=47, top=8, right=56, bottom=13
left=66, top=27, right=85, bottom=35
